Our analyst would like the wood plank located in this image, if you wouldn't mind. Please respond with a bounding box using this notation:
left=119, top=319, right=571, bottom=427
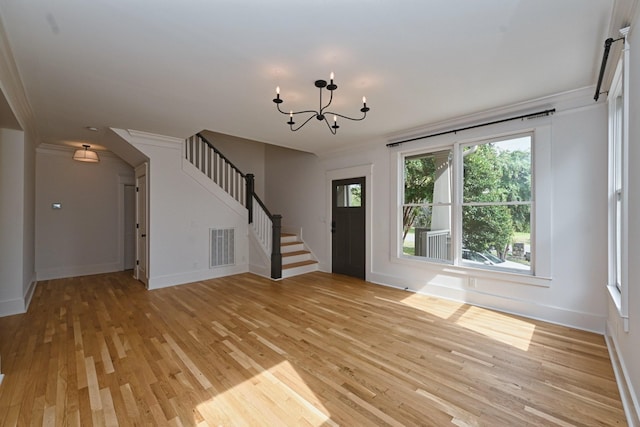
left=0, top=271, right=628, bottom=426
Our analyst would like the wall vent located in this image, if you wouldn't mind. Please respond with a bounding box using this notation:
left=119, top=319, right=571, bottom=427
left=210, top=228, right=235, bottom=268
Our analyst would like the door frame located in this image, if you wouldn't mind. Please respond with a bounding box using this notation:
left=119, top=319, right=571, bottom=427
left=123, top=183, right=136, bottom=270
left=325, top=164, right=373, bottom=281
left=118, top=175, right=136, bottom=272
left=135, top=162, right=149, bottom=287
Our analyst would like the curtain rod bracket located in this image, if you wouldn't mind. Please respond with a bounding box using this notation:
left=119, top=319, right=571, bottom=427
left=594, top=36, right=625, bottom=102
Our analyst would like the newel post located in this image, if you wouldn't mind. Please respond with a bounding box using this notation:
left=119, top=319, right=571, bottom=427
left=271, top=214, right=282, bottom=279
left=245, top=173, right=254, bottom=224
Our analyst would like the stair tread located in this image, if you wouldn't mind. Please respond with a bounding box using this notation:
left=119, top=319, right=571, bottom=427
left=281, top=241, right=303, bottom=246
left=282, top=260, right=318, bottom=269
left=282, top=250, right=310, bottom=257
left=281, top=233, right=296, bottom=237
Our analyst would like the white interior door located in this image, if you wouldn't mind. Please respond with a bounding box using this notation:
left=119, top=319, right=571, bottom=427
left=135, top=163, right=149, bottom=287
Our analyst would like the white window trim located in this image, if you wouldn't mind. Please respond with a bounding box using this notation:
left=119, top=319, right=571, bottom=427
left=607, top=28, right=630, bottom=332
left=393, top=123, right=553, bottom=287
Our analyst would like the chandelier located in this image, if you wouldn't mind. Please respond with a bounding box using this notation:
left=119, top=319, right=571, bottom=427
left=272, top=73, right=369, bottom=135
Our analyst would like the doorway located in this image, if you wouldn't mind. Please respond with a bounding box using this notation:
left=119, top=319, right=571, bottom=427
left=332, top=177, right=366, bottom=279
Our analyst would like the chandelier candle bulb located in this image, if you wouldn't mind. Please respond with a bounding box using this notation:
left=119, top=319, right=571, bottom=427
left=273, top=86, right=283, bottom=104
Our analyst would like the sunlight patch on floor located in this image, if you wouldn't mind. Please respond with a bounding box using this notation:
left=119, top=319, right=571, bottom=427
left=195, top=360, right=335, bottom=426
left=455, top=306, right=535, bottom=351
left=400, top=292, right=465, bottom=319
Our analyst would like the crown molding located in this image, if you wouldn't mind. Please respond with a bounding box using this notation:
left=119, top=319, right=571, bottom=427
left=112, top=128, right=183, bottom=150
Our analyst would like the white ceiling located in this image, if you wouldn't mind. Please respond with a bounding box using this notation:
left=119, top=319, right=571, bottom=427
left=0, top=0, right=624, bottom=155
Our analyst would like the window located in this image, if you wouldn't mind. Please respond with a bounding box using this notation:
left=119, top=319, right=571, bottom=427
left=612, top=92, right=623, bottom=292
left=607, top=30, right=629, bottom=331
left=336, top=183, right=362, bottom=207
left=401, top=134, right=532, bottom=274
left=462, top=137, right=532, bottom=273
left=402, top=149, right=453, bottom=261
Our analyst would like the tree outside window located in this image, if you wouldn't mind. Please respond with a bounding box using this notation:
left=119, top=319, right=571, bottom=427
left=463, top=137, right=531, bottom=270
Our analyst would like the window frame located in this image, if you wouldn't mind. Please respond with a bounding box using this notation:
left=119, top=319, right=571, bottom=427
left=399, top=132, right=535, bottom=276
left=606, top=30, right=630, bottom=331
left=393, top=123, right=552, bottom=286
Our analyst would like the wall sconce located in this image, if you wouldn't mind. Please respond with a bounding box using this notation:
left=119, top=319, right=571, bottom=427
left=73, top=144, right=100, bottom=163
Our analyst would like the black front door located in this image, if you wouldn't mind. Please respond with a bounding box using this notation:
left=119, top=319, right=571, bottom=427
left=332, top=177, right=365, bottom=279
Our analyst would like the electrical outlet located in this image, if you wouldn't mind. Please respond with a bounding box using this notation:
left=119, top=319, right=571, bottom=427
left=468, top=277, right=476, bottom=288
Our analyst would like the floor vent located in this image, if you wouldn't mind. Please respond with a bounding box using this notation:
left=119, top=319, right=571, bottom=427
left=210, top=228, right=235, bottom=267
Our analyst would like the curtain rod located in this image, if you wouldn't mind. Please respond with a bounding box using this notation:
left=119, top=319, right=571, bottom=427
left=386, top=108, right=556, bottom=148
left=594, top=37, right=624, bottom=102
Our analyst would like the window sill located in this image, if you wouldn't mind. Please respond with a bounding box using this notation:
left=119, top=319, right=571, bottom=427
left=607, top=284, right=629, bottom=332
left=394, top=255, right=552, bottom=288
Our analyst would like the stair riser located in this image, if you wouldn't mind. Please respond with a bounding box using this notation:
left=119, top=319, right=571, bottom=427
left=281, top=244, right=304, bottom=253
left=283, top=253, right=312, bottom=265
left=282, top=263, right=318, bottom=278
left=281, top=235, right=298, bottom=244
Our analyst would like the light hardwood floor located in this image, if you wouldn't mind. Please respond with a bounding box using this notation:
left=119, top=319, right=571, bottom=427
left=0, top=271, right=626, bottom=426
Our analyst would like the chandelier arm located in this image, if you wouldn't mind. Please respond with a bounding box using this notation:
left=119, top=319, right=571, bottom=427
left=289, top=113, right=317, bottom=132
left=322, top=115, right=338, bottom=135
left=290, top=109, right=320, bottom=115
left=319, top=88, right=334, bottom=115
left=276, top=103, right=318, bottom=116
left=325, top=110, right=368, bottom=122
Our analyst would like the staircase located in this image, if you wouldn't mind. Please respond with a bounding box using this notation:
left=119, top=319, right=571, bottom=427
left=281, top=233, right=318, bottom=278
left=185, top=133, right=317, bottom=280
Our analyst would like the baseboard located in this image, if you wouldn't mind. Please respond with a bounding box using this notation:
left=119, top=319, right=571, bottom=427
left=0, top=296, right=25, bottom=317
left=368, top=270, right=606, bottom=333
left=248, top=263, right=271, bottom=279
left=606, top=324, right=640, bottom=427
left=36, top=261, right=123, bottom=281
left=23, top=276, right=37, bottom=312
left=0, top=274, right=38, bottom=318
left=148, top=264, right=249, bottom=290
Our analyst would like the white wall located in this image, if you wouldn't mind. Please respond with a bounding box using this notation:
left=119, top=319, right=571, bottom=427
left=607, top=7, right=640, bottom=424
left=265, top=145, right=326, bottom=263
left=35, top=145, right=135, bottom=279
left=265, top=89, right=611, bottom=333
left=0, top=127, right=36, bottom=316
left=113, top=130, right=249, bottom=289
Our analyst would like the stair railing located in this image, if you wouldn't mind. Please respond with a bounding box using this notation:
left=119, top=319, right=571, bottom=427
left=185, top=133, right=282, bottom=279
